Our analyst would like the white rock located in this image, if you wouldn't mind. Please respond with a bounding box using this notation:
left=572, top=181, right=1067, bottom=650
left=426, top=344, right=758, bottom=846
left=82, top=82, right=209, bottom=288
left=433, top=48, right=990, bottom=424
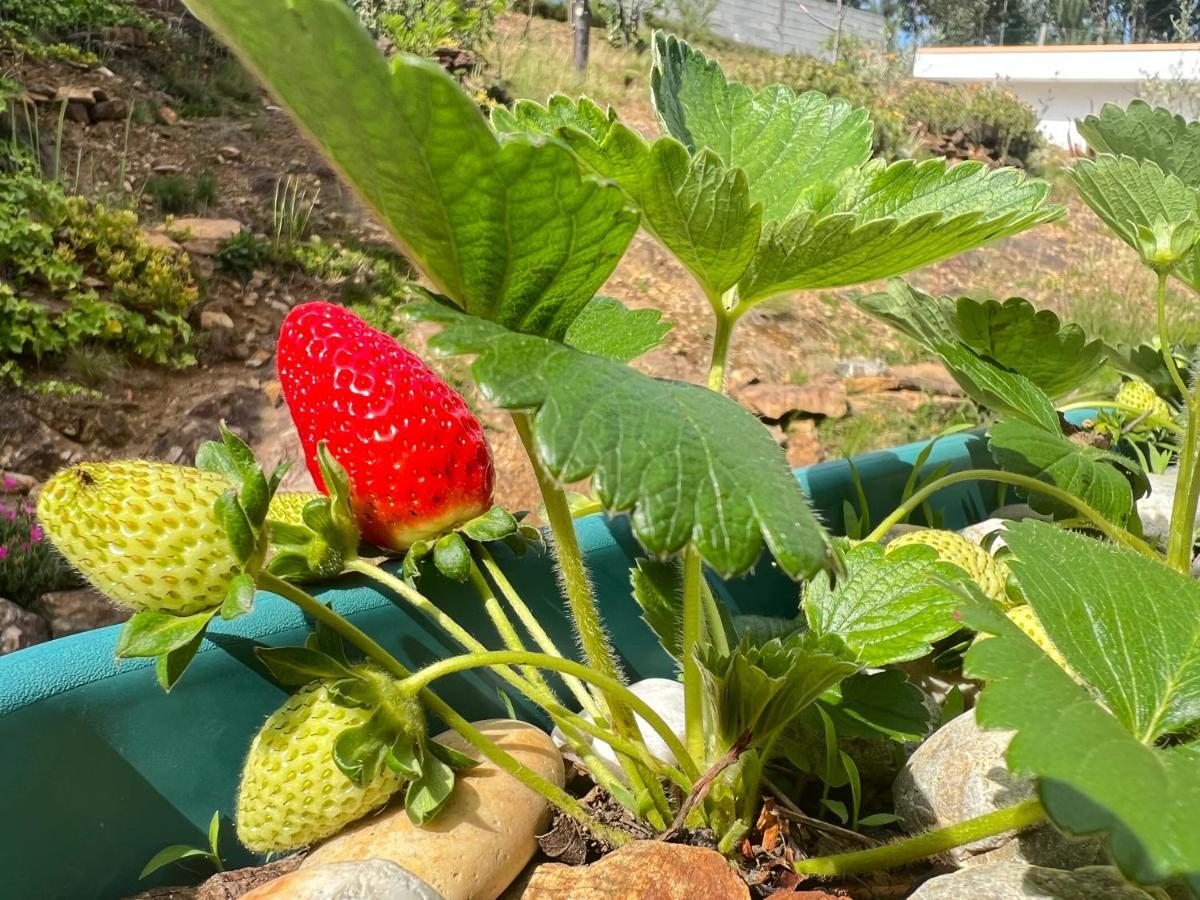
left=909, top=862, right=1163, bottom=899
left=242, top=859, right=444, bottom=899
left=894, top=711, right=1103, bottom=870
left=303, top=720, right=563, bottom=900
left=1136, top=470, right=1178, bottom=545
left=551, top=677, right=686, bottom=776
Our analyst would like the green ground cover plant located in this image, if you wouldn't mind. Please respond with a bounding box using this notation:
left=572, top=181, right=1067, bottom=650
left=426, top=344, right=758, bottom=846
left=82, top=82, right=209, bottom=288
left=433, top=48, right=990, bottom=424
left=29, top=2, right=1200, bottom=894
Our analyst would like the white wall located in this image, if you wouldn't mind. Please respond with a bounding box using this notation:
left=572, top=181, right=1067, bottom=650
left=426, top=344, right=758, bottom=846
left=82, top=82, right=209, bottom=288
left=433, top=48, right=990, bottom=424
left=705, top=0, right=885, bottom=58
left=913, top=45, right=1200, bottom=150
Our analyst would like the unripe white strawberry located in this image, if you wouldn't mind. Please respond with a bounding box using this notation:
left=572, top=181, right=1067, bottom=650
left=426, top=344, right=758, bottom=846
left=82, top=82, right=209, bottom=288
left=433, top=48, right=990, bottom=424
left=36, top=461, right=238, bottom=615
left=266, top=492, right=324, bottom=527
left=888, top=529, right=1014, bottom=609
left=236, top=680, right=407, bottom=852
left=1006, top=605, right=1073, bottom=675
left=1116, top=380, right=1173, bottom=431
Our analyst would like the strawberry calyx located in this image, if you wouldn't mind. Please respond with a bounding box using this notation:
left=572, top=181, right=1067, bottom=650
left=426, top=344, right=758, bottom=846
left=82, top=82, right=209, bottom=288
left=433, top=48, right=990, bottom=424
left=402, top=505, right=543, bottom=585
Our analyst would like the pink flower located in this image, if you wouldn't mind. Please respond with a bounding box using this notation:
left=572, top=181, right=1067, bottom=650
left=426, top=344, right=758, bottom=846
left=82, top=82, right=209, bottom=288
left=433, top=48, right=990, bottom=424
left=0, top=547, right=7, bottom=561
left=29, top=525, right=43, bottom=542
left=2, top=509, right=13, bottom=522
left=2, top=476, right=14, bottom=490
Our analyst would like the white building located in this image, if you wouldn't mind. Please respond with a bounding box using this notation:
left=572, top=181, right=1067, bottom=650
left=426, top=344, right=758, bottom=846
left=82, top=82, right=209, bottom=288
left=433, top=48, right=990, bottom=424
left=913, top=43, right=1200, bottom=149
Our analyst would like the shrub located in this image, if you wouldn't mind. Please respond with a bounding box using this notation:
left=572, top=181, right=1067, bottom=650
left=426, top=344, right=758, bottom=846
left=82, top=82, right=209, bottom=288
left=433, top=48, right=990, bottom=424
left=215, top=228, right=270, bottom=284
left=900, top=81, right=1042, bottom=165
left=144, top=171, right=218, bottom=215
left=0, top=490, right=81, bottom=607
left=0, top=166, right=197, bottom=384
left=348, top=0, right=506, bottom=55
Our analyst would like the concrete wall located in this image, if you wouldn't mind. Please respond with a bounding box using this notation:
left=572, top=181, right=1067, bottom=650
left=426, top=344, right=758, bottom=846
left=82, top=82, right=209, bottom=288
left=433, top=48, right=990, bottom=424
left=703, top=0, right=885, bottom=57
left=913, top=45, right=1200, bottom=150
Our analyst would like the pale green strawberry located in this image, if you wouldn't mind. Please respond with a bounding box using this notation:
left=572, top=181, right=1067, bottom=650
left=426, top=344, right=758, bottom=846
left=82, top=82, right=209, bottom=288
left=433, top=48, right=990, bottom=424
left=266, top=491, right=324, bottom=527
left=36, top=460, right=238, bottom=615
left=887, top=529, right=1015, bottom=609
left=236, top=680, right=406, bottom=852
left=1116, top=380, right=1173, bottom=431
left=1006, top=605, right=1074, bottom=676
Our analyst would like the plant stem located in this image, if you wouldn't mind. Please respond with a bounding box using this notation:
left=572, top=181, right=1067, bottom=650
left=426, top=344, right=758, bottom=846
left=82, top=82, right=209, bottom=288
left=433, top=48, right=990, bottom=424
left=862, top=469, right=1159, bottom=559
left=1160, top=273, right=1200, bottom=570
left=793, top=799, right=1045, bottom=877
left=256, top=573, right=623, bottom=841
left=258, top=571, right=412, bottom=680
left=701, top=577, right=730, bottom=657
left=707, top=312, right=736, bottom=392
left=1156, top=273, right=1190, bottom=402
left=465, top=557, right=557, bottom=705
left=681, top=546, right=705, bottom=764
left=403, top=649, right=702, bottom=782
left=548, top=704, right=690, bottom=789
left=475, top=542, right=598, bottom=715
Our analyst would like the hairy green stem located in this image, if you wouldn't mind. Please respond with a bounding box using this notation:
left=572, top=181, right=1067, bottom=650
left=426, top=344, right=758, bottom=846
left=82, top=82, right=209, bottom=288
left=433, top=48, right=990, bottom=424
left=1157, top=273, right=1190, bottom=402
left=708, top=313, right=736, bottom=392
left=681, top=546, right=706, bottom=764
left=701, top=577, right=730, bottom=657
left=548, top=704, right=690, bottom=789
left=512, top=413, right=668, bottom=825
left=465, top=557, right=556, bottom=704
left=793, top=799, right=1045, bottom=877
left=863, top=469, right=1158, bottom=558
left=475, top=543, right=599, bottom=716
left=1161, top=274, right=1200, bottom=570
left=402, top=649, right=702, bottom=783
left=256, top=573, right=623, bottom=842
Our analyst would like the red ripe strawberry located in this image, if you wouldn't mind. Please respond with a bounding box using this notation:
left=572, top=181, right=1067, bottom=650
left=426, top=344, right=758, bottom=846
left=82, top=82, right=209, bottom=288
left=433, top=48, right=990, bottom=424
left=277, top=301, right=494, bottom=551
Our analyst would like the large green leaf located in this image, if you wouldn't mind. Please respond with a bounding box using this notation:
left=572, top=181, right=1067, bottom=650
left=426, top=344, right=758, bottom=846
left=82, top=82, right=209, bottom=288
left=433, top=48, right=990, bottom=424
left=988, top=419, right=1144, bottom=526
left=184, top=0, right=636, bottom=339
left=1003, top=521, right=1200, bottom=741
left=650, top=31, right=873, bottom=222
left=961, top=550, right=1200, bottom=893
left=820, top=670, right=933, bottom=743
left=803, top=542, right=965, bottom=667
left=737, top=160, right=1062, bottom=303
left=413, top=303, right=832, bottom=579
left=856, top=282, right=1062, bottom=430
left=1071, top=155, right=1200, bottom=292
left=563, top=296, right=671, bottom=362
left=496, top=98, right=762, bottom=300
left=1077, top=100, right=1200, bottom=188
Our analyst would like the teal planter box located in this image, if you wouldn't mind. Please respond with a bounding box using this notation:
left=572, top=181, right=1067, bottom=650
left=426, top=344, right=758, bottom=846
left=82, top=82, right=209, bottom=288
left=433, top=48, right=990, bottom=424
left=0, top=428, right=1001, bottom=899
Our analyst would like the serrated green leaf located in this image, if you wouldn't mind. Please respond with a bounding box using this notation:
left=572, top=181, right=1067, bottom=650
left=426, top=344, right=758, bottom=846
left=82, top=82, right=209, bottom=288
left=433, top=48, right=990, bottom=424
left=563, top=296, right=672, bottom=363
left=821, top=670, right=932, bottom=743
left=404, top=750, right=456, bottom=824
left=139, top=844, right=212, bottom=879
left=308, top=620, right=350, bottom=666
left=492, top=94, right=616, bottom=141
left=221, top=572, right=256, bottom=620
left=433, top=532, right=470, bottom=582
left=1077, top=100, right=1200, bottom=188
left=962, top=584, right=1200, bottom=893
left=415, top=304, right=831, bottom=579
left=651, top=31, right=873, bottom=222
left=936, top=342, right=1060, bottom=432
left=185, top=0, right=636, bottom=339
left=154, top=631, right=205, bottom=693
left=738, top=160, right=1062, bottom=304
left=117, top=609, right=214, bottom=659
left=803, top=542, right=966, bottom=667
left=1003, top=521, right=1200, bottom=741
left=952, top=296, right=1106, bottom=398
left=255, top=646, right=354, bottom=686
left=988, top=419, right=1143, bottom=526
left=630, top=558, right=683, bottom=660
left=333, top=722, right=388, bottom=788
left=1071, top=155, right=1200, bottom=291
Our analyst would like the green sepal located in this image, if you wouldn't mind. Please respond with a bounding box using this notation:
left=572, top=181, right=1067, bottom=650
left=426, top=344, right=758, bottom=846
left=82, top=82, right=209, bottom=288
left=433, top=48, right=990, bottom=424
left=403, top=539, right=432, bottom=582
left=433, top=532, right=471, bottom=582
left=385, top=734, right=423, bottom=778
left=255, top=646, right=355, bottom=686
left=426, top=739, right=480, bottom=770
left=117, top=609, right=215, bottom=659
left=501, top=533, right=528, bottom=558
left=460, top=506, right=519, bottom=542
left=333, top=721, right=389, bottom=788
left=327, top=676, right=377, bottom=709
left=154, top=631, right=205, bottom=693
left=315, top=441, right=362, bottom=550
left=214, top=489, right=256, bottom=564
left=404, top=747, right=456, bottom=825
left=221, top=572, right=256, bottom=620
left=306, top=621, right=350, bottom=666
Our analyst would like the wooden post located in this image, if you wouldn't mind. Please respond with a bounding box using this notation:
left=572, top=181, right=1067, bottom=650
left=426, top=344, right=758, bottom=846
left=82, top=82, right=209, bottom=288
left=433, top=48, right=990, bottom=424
left=573, top=0, right=591, bottom=73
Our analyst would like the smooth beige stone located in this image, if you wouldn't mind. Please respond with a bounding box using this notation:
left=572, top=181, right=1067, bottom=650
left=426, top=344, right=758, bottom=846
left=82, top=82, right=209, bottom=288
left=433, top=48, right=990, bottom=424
left=304, top=720, right=564, bottom=900
left=242, top=859, right=442, bottom=899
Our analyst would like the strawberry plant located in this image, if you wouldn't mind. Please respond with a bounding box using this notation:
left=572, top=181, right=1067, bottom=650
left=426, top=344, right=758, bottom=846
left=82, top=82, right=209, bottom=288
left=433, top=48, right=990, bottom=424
left=29, top=0, right=1198, bottom=894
